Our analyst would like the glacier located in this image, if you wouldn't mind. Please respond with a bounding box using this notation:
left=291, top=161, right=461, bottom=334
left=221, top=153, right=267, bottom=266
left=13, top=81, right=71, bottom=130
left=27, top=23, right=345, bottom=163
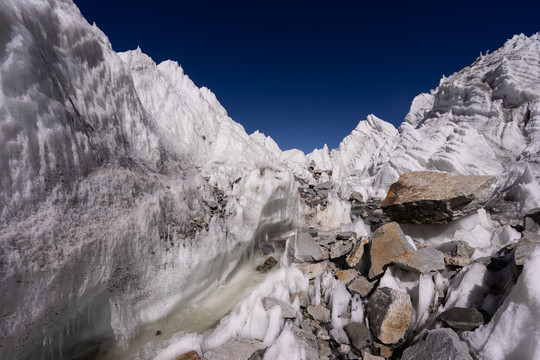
left=2, top=0, right=540, bottom=359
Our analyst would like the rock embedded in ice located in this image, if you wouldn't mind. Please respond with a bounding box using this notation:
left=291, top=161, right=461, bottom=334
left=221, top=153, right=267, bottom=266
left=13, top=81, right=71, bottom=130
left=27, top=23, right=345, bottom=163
left=174, top=350, right=201, bottom=360
left=439, top=307, right=484, bottom=331
left=329, top=328, right=350, bottom=345
left=366, top=287, right=412, bottom=344
left=291, top=291, right=310, bottom=308
left=346, top=239, right=369, bottom=268
left=514, top=232, right=540, bottom=266
left=307, top=304, right=331, bottom=324
left=444, top=256, right=472, bottom=267
left=436, top=240, right=475, bottom=258
left=260, top=243, right=275, bottom=255
left=262, top=297, right=297, bottom=319
left=290, top=232, right=326, bottom=262
left=314, top=180, right=333, bottom=197
left=294, top=262, right=327, bottom=279
left=336, top=269, right=359, bottom=285
left=343, top=322, right=373, bottom=350
left=336, top=231, right=357, bottom=240
left=392, top=247, right=446, bottom=274
left=348, top=277, right=375, bottom=298
left=401, top=328, right=473, bottom=360
left=369, top=222, right=416, bottom=279
left=290, top=325, right=320, bottom=360
left=524, top=208, right=540, bottom=233
left=381, top=171, right=495, bottom=224
left=202, top=338, right=264, bottom=360
left=330, top=240, right=354, bottom=259
left=256, top=256, right=278, bottom=273
left=350, top=191, right=364, bottom=203
left=246, top=348, right=266, bottom=360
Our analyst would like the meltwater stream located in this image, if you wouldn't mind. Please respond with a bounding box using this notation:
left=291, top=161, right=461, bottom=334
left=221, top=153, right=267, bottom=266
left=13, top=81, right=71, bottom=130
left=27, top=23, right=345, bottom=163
left=95, top=254, right=270, bottom=359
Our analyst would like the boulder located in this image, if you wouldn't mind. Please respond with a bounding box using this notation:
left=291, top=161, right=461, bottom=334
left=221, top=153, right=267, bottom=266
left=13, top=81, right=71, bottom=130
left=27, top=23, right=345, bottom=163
left=524, top=208, right=540, bottom=233
left=401, top=328, right=473, bottom=360
left=369, top=222, right=415, bottom=279
left=350, top=191, right=364, bottom=202
left=291, top=291, right=310, bottom=308
left=343, top=322, right=373, bottom=350
left=307, top=305, right=331, bottom=324
left=436, top=240, right=474, bottom=258
left=346, top=239, right=368, bottom=268
left=336, top=231, right=357, bottom=240
left=290, top=232, right=325, bottom=262
left=174, top=350, right=201, bottom=360
left=329, top=328, right=350, bottom=345
left=336, top=269, right=359, bottom=285
left=330, top=240, right=354, bottom=259
left=347, top=277, right=375, bottom=298
left=203, top=338, right=264, bottom=360
left=367, top=287, right=412, bottom=344
left=439, top=307, right=484, bottom=331
left=294, top=262, right=327, bottom=279
left=262, top=297, right=297, bottom=319
left=392, top=247, right=446, bottom=274
left=515, top=232, right=540, bottom=266
left=381, top=171, right=495, bottom=224
left=314, top=180, right=333, bottom=197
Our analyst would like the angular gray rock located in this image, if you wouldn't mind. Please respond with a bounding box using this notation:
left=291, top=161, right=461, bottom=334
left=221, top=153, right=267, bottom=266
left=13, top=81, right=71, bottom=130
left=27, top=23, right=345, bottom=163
left=346, top=239, right=368, bottom=268
left=203, top=338, right=264, bottom=360
left=436, top=240, right=474, bottom=258
left=307, top=305, right=331, bottom=324
left=392, top=247, right=446, bottom=274
left=256, top=256, right=278, bottom=273
left=291, top=291, right=310, bottom=308
left=336, top=269, right=359, bottom=285
left=369, top=222, right=415, bottom=279
left=515, top=231, right=540, bottom=266
left=381, top=171, right=495, bottom=224
left=336, top=231, right=357, bottom=240
left=343, top=322, right=373, bottom=350
left=291, top=325, right=320, bottom=360
left=329, top=328, right=350, bottom=345
left=367, top=287, right=412, bottom=344
left=439, top=307, right=484, bottom=331
left=524, top=208, right=540, bottom=233
left=401, top=328, right=473, bottom=360
left=330, top=240, right=354, bottom=259
left=350, top=191, right=364, bottom=203
left=290, top=232, right=325, bottom=262
left=348, top=277, right=375, bottom=298
left=314, top=180, right=333, bottom=197
left=262, top=297, right=297, bottom=319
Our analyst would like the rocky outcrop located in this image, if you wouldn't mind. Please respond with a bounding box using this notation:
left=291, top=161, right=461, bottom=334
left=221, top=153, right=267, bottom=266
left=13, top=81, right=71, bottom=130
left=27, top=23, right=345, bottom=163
left=401, top=328, right=473, bottom=360
left=366, top=287, right=412, bottom=344
left=382, top=172, right=495, bottom=224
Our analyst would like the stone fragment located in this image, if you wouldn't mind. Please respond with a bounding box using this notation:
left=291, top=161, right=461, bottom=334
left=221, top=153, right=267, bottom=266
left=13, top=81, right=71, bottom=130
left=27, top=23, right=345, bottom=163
left=307, top=305, right=331, bottom=324
left=350, top=191, right=364, bottom=202
left=314, top=180, right=333, bottom=197
left=290, top=232, right=325, bottom=262
left=246, top=349, right=266, bottom=360
left=330, top=240, right=354, bottom=259
left=336, top=231, right=357, bottom=240
left=203, top=338, right=264, bottom=360
left=262, top=297, right=297, bottom=319
left=291, top=291, right=310, bottom=308
left=174, top=350, right=200, bottom=360
left=392, top=247, right=445, bottom=274
left=401, top=328, right=473, bottom=360
left=260, top=243, right=274, bottom=255
left=362, top=353, right=385, bottom=360
left=309, top=227, right=319, bottom=237
left=514, top=232, right=540, bottom=266
left=439, top=307, right=484, bottom=331
left=347, top=277, right=375, bottom=298
left=369, top=222, right=415, bottom=279
left=524, top=208, right=540, bottom=233
left=376, top=344, right=392, bottom=358
left=294, top=261, right=327, bottom=279
left=318, top=235, right=336, bottom=249
left=444, top=256, right=471, bottom=267
left=367, top=287, right=412, bottom=344
left=256, top=256, right=278, bottom=273
left=338, top=344, right=351, bottom=355
left=336, top=269, right=359, bottom=285
left=343, top=322, right=373, bottom=350
left=382, top=171, right=495, bottom=224
left=318, top=340, right=332, bottom=358
left=316, top=327, right=331, bottom=340
left=346, top=239, right=368, bottom=268
left=291, top=326, right=320, bottom=360
left=329, top=328, right=350, bottom=345
left=436, top=240, right=474, bottom=258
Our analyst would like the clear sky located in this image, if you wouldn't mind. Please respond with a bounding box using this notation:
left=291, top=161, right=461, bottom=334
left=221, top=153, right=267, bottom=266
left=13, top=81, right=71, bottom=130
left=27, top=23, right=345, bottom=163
left=74, top=0, right=539, bottom=153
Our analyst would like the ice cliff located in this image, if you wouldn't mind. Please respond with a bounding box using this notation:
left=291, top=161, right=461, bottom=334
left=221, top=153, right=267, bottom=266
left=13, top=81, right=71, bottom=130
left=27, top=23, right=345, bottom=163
left=2, top=0, right=540, bottom=359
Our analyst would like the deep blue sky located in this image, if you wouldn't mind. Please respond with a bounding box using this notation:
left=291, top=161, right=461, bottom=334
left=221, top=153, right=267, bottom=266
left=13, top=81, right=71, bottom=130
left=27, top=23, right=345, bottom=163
left=74, top=0, right=539, bottom=153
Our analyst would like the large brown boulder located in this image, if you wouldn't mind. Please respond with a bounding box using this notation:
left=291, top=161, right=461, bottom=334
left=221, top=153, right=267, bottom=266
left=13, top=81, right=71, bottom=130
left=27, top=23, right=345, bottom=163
left=369, top=222, right=415, bottom=279
left=367, top=287, right=412, bottom=344
left=382, top=171, right=495, bottom=224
